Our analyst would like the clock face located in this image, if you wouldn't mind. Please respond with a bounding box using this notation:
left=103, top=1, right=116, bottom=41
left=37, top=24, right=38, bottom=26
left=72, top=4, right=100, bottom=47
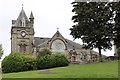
left=21, top=31, right=26, bottom=37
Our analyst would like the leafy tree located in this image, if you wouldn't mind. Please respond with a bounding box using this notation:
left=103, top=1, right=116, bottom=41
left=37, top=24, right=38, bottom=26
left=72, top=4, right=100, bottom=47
left=112, top=2, right=120, bottom=49
left=117, top=47, right=120, bottom=59
left=0, top=44, right=3, bottom=59
left=70, top=2, right=113, bottom=62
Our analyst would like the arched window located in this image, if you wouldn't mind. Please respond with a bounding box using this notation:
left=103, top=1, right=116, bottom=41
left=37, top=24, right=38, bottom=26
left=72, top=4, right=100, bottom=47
left=20, top=20, right=22, bottom=26
left=22, top=18, right=26, bottom=27
left=51, top=39, right=66, bottom=53
left=19, top=44, right=27, bottom=53
left=26, top=20, right=28, bottom=26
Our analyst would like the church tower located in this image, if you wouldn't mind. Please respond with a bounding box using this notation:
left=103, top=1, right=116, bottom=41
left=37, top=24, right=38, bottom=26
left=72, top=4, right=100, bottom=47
left=11, top=7, right=34, bottom=55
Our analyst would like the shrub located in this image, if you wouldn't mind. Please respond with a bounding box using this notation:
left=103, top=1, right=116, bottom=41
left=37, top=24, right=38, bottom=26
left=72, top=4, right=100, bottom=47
left=2, top=52, right=24, bottom=73
left=2, top=52, right=37, bottom=73
left=37, top=53, right=69, bottom=69
left=37, top=55, right=52, bottom=69
left=22, top=55, right=37, bottom=71
left=53, top=54, right=70, bottom=67
left=38, top=48, right=52, bottom=57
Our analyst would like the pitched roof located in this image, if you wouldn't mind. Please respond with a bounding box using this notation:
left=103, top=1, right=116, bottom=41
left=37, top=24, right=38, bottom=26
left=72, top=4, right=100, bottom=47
left=15, top=8, right=29, bottom=27
left=17, top=8, right=29, bottom=20
left=34, top=37, right=50, bottom=47
left=34, top=37, right=82, bottom=49
left=33, top=37, right=101, bottom=56
left=66, top=39, right=82, bottom=49
left=48, top=30, right=67, bottom=43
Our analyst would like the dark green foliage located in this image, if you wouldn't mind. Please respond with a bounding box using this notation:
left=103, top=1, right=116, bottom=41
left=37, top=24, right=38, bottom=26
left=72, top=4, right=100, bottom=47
left=70, top=2, right=114, bottom=62
left=38, top=48, right=52, bottom=57
left=37, top=55, right=52, bottom=69
left=2, top=52, right=24, bottom=73
left=117, top=47, right=120, bottom=57
left=2, top=50, right=69, bottom=73
left=36, top=54, right=69, bottom=69
left=112, top=2, right=120, bottom=48
left=22, top=55, right=37, bottom=71
left=54, top=54, right=69, bottom=67
left=2, top=52, right=36, bottom=73
left=70, top=2, right=120, bottom=61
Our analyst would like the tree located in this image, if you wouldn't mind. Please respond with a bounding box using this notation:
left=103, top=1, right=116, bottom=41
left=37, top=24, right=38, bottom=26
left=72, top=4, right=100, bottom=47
left=0, top=44, right=3, bottom=59
left=112, top=2, right=120, bottom=49
left=70, top=2, right=113, bottom=62
left=117, top=47, right=120, bottom=59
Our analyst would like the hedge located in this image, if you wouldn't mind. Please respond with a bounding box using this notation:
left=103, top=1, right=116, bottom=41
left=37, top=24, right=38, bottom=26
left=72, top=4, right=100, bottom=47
left=38, top=48, right=52, bottom=57
left=37, top=53, right=69, bottom=69
left=2, top=49, right=70, bottom=73
left=2, top=52, right=36, bottom=73
left=22, top=55, right=37, bottom=71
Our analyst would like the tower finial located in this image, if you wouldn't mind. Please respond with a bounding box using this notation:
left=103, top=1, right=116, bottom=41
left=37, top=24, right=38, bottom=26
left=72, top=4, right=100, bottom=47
left=22, top=4, right=24, bottom=9
left=57, top=27, right=59, bottom=31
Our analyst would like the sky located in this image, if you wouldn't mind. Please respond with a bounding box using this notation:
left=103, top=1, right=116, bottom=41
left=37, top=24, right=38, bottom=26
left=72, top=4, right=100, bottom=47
left=0, top=0, right=115, bottom=60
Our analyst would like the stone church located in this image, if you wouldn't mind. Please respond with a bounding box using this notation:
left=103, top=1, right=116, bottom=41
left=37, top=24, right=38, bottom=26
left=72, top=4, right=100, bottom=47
left=11, top=8, right=100, bottom=63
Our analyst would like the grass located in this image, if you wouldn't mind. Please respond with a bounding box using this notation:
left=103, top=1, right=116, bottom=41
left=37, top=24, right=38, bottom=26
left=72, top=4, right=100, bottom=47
left=2, top=60, right=118, bottom=78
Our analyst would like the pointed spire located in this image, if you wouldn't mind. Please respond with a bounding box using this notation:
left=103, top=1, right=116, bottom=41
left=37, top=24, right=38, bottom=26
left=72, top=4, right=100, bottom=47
left=29, top=11, right=34, bottom=27
left=30, top=11, right=34, bottom=19
left=17, top=6, right=28, bottom=21
left=15, top=4, right=29, bottom=27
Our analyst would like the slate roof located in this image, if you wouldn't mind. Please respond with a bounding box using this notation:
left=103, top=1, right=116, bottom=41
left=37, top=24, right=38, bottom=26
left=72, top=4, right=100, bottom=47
left=13, top=8, right=29, bottom=27
left=34, top=37, right=50, bottom=47
left=34, top=37, right=82, bottom=49
left=17, top=8, right=29, bottom=21
left=66, top=39, right=82, bottom=49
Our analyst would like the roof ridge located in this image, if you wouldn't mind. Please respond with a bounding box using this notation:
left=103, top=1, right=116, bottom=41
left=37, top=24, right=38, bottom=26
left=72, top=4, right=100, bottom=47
left=34, top=37, right=50, bottom=39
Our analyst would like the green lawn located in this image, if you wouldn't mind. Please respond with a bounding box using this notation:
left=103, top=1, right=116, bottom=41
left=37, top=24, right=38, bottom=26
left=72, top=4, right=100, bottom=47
left=2, top=60, right=118, bottom=78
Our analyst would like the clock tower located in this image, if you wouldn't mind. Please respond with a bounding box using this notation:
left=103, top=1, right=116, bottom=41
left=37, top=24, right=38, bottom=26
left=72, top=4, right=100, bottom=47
left=11, top=7, right=34, bottom=55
